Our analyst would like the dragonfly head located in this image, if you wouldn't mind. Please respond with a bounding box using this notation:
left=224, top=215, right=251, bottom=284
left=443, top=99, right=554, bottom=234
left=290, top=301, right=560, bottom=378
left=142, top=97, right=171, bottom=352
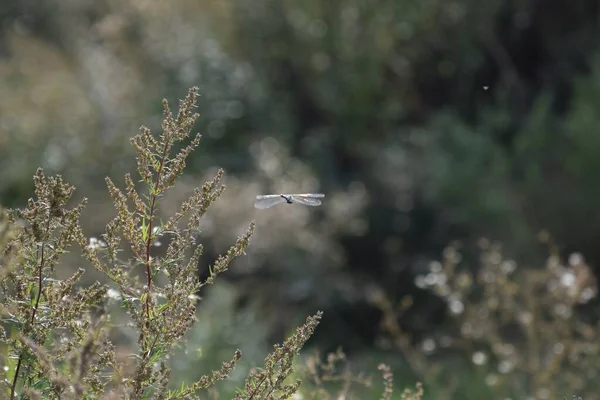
left=280, top=194, right=293, bottom=203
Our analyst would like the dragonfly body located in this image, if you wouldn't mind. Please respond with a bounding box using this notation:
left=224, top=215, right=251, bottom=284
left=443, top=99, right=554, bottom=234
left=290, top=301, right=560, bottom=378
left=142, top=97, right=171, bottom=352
left=255, top=193, right=325, bottom=209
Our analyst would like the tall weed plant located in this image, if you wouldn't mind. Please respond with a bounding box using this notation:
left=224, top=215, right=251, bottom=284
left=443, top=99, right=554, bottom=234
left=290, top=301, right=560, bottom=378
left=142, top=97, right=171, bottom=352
left=0, top=87, right=419, bottom=399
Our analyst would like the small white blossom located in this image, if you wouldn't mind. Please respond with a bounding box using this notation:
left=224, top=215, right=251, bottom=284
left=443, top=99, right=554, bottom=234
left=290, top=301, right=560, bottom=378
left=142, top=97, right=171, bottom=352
left=424, top=273, right=437, bottom=286
left=500, top=260, right=516, bottom=275
left=421, top=338, right=436, bottom=354
left=188, top=294, right=201, bottom=301
left=518, top=312, right=533, bottom=325
left=568, top=253, right=584, bottom=266
left=472, top=351, right=487, bottom=365
left=449, top=299, right=464, bottom=315
left=560, top=271, right=576, bottom=287
left=429, top=261, right=442, bottom=273
left=87, top=237, right=107, bottom=250
left=498, top=360, right=513, bottom=374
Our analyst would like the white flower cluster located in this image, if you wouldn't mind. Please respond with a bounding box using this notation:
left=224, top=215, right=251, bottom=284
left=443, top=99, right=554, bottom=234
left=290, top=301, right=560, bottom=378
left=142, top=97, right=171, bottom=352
left=87, top=237, right=107, bottom=250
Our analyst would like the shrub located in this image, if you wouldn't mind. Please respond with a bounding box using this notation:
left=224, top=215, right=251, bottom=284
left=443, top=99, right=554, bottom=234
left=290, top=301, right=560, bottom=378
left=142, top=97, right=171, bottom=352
left=372, top=239, right=599, bottom=399
left=0, top=87, right=417, bottom=399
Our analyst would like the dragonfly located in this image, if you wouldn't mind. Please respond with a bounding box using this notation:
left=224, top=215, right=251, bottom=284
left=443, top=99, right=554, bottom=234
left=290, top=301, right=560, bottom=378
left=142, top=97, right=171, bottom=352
left=254, top=193, right=325, bottom=209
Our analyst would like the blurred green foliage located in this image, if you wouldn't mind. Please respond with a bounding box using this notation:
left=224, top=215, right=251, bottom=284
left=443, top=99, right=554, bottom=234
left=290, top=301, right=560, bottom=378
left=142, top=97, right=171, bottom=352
left=1, top=0, right=600, bottom=397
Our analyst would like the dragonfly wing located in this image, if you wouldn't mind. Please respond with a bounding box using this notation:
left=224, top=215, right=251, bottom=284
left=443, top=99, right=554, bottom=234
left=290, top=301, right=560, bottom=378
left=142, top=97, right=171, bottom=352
left=291, top=193, right=325, bottom=198
left=255, top=195, right=287, bottom=209
left=291, top=196, right=323, bottom=207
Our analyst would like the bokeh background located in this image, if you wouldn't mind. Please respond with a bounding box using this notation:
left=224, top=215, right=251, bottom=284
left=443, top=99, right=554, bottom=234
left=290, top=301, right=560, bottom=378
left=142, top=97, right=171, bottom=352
left=2, top=0, right=600, bottom=398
